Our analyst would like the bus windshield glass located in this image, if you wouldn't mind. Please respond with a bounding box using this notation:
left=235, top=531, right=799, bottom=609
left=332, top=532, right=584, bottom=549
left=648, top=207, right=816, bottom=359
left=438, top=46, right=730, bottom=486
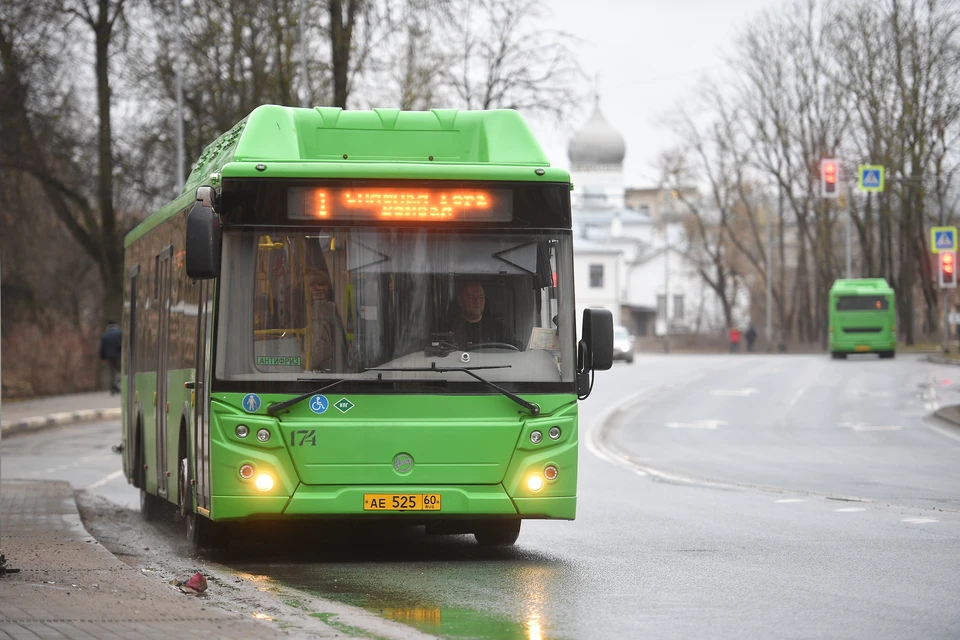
left=215, top=229, right=576, bottom=386
left=836, top=296, right=889, bottom=312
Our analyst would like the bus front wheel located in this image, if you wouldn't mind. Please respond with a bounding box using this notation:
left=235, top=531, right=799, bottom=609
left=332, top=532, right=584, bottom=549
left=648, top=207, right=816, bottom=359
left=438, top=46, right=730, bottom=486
left=831, top=352, right=846, bottom=360
left=473, top=520, right=521, bottom=546
left=138, top=429, right=162, bottom=521
left=180, top=457, right=221, bottom=548
left=879, top=351, right=895, bottom=359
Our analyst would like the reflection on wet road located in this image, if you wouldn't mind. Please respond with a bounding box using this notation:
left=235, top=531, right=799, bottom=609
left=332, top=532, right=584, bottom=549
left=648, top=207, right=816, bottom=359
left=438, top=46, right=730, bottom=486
left=223, top=355, right=960, bottom=640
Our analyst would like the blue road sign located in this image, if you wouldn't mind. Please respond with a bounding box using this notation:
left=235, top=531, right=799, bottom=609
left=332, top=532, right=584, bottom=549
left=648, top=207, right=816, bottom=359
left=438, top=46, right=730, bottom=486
left=858, top=164, right=885, bottom=192
left=242, top=393, right=262, bottom=413
left=309, top=394, right=329, bottom=414
left=931, top=226, right=958, bottom=254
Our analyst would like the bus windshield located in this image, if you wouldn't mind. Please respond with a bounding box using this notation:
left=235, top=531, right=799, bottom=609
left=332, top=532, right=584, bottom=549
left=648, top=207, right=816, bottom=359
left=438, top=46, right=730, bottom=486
left=215, top=229, right=576, bottom=386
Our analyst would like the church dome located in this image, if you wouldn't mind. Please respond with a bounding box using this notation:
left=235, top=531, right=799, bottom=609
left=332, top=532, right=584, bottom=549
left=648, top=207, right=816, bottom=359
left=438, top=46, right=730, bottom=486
left=568, top=102, right=626, bottom=166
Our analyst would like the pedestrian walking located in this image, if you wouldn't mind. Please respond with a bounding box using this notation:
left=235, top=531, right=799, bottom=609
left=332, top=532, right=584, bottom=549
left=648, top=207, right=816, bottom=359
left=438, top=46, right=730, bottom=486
left=745, top=324, right=758, bottom=352
left=100, top=320, right=122, bottom=395
left=728, top=326, right=741, bottom=353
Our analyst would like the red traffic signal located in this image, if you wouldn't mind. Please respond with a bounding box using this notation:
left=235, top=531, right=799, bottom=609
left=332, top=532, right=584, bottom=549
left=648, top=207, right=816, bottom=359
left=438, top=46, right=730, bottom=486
left=939, top=251, right=956, bottom=287
left=821, top=159, right=838, bottom=198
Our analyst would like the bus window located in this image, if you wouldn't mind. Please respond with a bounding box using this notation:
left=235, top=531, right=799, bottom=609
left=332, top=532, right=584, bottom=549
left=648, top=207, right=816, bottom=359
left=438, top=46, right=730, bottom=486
left=836, top=296, right=889, bottom=311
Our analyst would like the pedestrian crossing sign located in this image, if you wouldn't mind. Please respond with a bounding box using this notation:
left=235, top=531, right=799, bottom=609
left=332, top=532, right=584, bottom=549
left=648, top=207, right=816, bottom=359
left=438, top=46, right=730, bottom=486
left=931, top=226, right=957, bottom=254
left=858, top=165, right=884, bottom=192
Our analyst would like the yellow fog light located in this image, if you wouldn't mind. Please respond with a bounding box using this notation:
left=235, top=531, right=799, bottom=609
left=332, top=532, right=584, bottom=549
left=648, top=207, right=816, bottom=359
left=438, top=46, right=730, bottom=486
left=527, top=475, right=544, bottom=492
left=255, top=473, right=274, bottom=492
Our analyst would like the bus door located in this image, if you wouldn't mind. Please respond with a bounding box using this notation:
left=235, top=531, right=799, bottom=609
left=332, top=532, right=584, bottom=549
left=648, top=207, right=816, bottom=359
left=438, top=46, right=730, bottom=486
left=125, top=265, right=140, bottom=476
left=192, top=281, right=213, bottom=512
left=155, top=246, right=173, bottom=497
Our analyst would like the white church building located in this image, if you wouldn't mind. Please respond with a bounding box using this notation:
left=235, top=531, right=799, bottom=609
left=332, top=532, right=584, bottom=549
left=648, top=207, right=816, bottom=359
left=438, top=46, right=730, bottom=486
left=567, top=102, right=750, bottom=337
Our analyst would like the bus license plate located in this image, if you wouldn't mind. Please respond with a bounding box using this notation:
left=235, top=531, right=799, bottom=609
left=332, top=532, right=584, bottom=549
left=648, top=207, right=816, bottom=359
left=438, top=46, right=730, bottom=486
left=855, top=345, right=871, bottom=352
left=363, top=494, right=441, bottom=511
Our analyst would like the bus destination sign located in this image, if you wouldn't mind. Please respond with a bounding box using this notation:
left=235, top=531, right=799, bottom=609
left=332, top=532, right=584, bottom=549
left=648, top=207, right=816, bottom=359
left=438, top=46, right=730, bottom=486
left=288, top=186, right=513, bottom=222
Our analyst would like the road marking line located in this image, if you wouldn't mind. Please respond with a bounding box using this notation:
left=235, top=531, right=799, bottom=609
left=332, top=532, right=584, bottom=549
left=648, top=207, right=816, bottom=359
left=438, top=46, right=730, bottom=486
left=838, top=422, right=902, bottom=432
left=710, top=388, right=758, bottom=397
left=666, top=420, right=727, bottom=430
left=776, top=498, right=806, bottom=503
left=86, top=470, right=124, bottom=490
left=834, top=507, right=866, bottom=512
left=901, top=517, right=938, bottom=524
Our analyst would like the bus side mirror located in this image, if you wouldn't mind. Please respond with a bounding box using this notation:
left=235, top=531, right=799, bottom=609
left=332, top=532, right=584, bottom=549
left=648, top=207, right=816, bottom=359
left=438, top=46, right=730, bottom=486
left=186, top=201, right=221, bottom=280
left=576, top=308, right=613, bottom=398
left=580, top=308, right=614, bottom=371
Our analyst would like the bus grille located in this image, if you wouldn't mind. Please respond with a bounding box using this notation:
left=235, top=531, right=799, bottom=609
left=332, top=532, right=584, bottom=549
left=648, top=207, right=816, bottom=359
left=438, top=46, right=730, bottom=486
left=843, top=327, right=882, bottom=333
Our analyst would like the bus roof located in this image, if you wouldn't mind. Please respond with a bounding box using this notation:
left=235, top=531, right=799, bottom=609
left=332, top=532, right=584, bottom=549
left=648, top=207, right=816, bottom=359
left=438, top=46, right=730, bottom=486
left=127, top=105, right=568, bottom=246
left=187, top=105, right=566, bottom=190
left=829, top=278, right=894, bottom=296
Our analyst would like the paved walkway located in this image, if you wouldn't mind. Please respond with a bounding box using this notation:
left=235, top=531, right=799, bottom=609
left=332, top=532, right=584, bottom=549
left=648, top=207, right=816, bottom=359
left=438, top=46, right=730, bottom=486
left=0, top=479, right=298, bottom=639
left=1, top=392, right=120, bottom=437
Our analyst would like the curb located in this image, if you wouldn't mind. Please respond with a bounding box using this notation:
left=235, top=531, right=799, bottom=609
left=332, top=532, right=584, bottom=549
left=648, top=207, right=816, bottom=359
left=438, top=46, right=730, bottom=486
left=1, top=408, right=122, bottom=437
left=933, top=406, right=960, bottom=428
left=928, top=355, right=960, bottom=366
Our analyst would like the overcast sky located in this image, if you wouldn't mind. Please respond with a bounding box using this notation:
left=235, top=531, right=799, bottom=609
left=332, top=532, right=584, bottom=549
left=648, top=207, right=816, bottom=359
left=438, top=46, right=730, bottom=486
left=530, top=0, right=779, bottom=188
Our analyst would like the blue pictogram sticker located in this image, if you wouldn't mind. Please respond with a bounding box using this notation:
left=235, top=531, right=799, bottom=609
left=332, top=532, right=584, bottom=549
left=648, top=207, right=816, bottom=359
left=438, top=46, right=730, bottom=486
left=861, top=169, right=881, bottom=188
left=242, top=393, right=262, bottom=413
left=309, top=395, right=329, bottom=414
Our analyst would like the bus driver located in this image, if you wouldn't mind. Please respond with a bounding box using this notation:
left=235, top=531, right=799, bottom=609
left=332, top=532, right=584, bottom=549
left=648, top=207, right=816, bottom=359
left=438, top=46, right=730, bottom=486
left=449, top=282, right=521, bottom=349
left=307, top=269, right=347, bottom=371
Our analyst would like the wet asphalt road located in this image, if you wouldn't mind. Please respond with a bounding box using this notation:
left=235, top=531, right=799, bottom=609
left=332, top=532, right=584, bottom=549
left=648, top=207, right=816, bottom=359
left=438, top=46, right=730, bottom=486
left=3, top=353, right=960, bottom=639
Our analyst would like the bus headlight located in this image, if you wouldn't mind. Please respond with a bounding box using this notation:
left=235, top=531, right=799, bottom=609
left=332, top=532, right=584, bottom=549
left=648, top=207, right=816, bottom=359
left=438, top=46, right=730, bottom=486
left=236, top=424, right=250, bottom=438
left=255, top=473, right=274, bottom=492
left=527, top=475, right=544, bottom=492
left=256, top=428, right=271, bottom=442
left=530, top=430, right=543, bottom=444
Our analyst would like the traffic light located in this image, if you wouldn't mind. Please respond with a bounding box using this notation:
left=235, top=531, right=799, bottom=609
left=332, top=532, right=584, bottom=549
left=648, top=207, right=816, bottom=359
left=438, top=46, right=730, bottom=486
left=939, top=251, right=957, bottom=288
left=821, top=159, right=839, bottom=198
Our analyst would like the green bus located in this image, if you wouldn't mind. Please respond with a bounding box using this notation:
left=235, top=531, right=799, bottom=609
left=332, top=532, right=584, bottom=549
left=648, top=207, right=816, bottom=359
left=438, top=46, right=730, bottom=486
left=828, top=278, right=896, bottom=359
left=120, top=105, right=613, bottom=547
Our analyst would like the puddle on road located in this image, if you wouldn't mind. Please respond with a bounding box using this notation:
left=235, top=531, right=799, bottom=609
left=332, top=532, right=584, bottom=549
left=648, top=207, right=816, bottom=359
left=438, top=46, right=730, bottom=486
left=262, top=570, right=543, bottom=639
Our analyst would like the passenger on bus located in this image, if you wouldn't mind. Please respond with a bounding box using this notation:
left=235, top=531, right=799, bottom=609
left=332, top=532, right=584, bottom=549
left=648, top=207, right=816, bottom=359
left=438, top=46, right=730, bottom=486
left=307, top=270, right=347, bottom=371
left=449, top=282, right=521, bottom=349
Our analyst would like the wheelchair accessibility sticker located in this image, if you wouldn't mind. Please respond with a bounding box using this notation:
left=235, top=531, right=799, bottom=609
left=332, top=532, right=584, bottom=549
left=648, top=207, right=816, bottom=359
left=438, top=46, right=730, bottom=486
left=309, top=395, right=329, bottom=414
left=242, top=393, right=262, bottom=413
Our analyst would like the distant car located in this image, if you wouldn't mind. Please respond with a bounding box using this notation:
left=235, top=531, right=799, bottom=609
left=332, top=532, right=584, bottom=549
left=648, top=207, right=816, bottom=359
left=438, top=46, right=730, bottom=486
left=613, top=326, right=635, bottom=363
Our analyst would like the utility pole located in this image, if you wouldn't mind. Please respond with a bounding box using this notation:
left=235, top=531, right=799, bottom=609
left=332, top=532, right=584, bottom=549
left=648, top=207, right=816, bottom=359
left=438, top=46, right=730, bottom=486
left=173, top=0, right=185, bottom=194
left=663, top=223, right=669, bottom=354
left=299, top=0, right=310, bottom=107
left=765, top=201, right=773, bottom=350
left=845, top=197, right=852, bottom=278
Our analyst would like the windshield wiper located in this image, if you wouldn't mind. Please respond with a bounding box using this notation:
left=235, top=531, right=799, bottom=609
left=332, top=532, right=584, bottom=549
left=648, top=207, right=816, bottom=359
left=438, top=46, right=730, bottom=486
left=267, top=378, right=348, bottom=415
left=364, top=363, right=540, bottom=415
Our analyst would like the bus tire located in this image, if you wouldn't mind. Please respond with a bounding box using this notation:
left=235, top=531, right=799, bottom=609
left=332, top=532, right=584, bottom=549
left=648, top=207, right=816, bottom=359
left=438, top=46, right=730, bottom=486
left=880, top=351, right=895, bottom=359
left=473, top=520, right=521, bottom=546
left=138, top=427, right=162, bottom=521
left=831, top=352, right=846, bottom=360
left=179, top=456, right=222, bottom=548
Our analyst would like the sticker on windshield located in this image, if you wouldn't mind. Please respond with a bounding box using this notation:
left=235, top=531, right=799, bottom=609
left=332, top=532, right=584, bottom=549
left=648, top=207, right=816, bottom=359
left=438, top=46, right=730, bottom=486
left=309, top=395, right=329, bottom=414
left=256, top=356, right=302, bottom=366
left=242, top=393, right=262, bottom=413
left=334, top=397, right=355, bottom=413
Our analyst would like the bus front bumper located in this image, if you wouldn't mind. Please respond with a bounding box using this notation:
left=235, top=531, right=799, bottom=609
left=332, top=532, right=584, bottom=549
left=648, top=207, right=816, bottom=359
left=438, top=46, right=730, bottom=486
left=211, top=485, right=576, bottom=521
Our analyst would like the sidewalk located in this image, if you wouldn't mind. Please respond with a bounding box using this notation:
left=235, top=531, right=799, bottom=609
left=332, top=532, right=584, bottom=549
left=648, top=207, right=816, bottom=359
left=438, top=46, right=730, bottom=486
left=1, top=392, right=120, bottom=437
left=0, top=479, right=295, bottom=639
